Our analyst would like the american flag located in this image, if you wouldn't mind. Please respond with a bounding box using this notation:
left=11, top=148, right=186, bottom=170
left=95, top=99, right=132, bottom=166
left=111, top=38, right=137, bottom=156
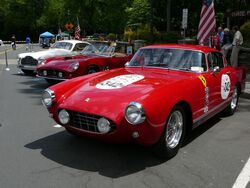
left=75, top=18, right=81, bottom=40
left=197, top=0, right=216, bottom=45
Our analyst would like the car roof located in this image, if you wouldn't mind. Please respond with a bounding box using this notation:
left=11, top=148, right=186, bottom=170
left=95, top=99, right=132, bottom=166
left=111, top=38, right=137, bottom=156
left=142, top=44, right=219, bottom=53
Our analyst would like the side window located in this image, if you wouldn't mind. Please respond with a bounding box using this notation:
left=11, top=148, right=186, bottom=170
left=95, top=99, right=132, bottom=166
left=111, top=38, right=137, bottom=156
left=207, top=52, right=225, bottom=69
left=73, top=43, right=88, bottom=51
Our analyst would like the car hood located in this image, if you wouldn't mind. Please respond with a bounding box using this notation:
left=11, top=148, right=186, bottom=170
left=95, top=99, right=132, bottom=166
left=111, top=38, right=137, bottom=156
left=38, top=55, right=95, bottom=71
left=18, top=49, right=74, bottom=59
left=59, top=67, right=193, bottom=119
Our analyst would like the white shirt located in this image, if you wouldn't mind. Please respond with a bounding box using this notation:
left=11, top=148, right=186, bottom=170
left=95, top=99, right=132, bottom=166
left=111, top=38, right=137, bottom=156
left=232, top=31, right=243, bottom=46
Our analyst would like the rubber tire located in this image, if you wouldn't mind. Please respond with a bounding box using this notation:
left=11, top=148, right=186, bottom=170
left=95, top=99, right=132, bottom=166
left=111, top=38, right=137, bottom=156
left=87, top=67, right=98, bottom=74
left=223, top=85, right=239, bottom=116
left=153, top=105, right=186, bottom=159
left=21, top=69, right=35, bottom=75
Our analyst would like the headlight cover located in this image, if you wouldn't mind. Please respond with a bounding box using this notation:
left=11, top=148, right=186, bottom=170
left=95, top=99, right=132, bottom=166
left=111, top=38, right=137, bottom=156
left=42, top=89, right=55, bottom=107
left=58, top=109, right=70, bottom=125
left=38, top=58, right=45, bottom=65
left=97, top=117, right=111, bottom=133
left=125, top=102, right=146, bottom=125
left=70, top=62, right=80, bottom=72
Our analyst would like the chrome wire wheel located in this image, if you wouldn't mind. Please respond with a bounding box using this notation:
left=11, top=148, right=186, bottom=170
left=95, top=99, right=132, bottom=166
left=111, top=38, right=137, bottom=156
left=166, top=110, right=183, bottom=149
left=231, top=87, right=238, bottom=110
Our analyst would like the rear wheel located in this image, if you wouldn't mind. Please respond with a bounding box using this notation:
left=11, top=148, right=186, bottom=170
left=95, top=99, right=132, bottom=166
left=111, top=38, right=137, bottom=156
left=153, top=105, right=186, bottom=159
left=223, top=86, right=239, bottom=115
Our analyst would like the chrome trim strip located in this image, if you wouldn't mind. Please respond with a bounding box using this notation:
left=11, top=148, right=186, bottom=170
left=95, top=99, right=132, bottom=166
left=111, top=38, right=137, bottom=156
left=37, top=75, right=68, bottom=81
left=193, top=97, right=231, bottom=124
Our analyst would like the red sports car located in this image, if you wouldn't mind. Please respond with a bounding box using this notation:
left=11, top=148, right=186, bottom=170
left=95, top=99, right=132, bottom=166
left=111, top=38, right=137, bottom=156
left=42, top=44, right=246, bottom=158
left=37, top=42, right=133, bottom=83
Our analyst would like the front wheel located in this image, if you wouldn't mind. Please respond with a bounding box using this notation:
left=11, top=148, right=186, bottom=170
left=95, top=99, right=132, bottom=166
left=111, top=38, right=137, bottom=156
left=153, top=105, right=186, bottom=159
left=21, top=69, right=35, bottom=75
left=223, top=86, right=239, bottom=115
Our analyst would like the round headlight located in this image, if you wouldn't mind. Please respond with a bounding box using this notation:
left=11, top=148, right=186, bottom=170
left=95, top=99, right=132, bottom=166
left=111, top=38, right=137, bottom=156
left=58, top=109, right=70, bottom=125
left=42, top=89, right=55, bottom=107
left=38, top=58, right=45, bottom=65
left=97, top=117, right=111, bottom=133
left=125, top=102, right=146, bottom=125
left=70, top=62, right=79, bottom=71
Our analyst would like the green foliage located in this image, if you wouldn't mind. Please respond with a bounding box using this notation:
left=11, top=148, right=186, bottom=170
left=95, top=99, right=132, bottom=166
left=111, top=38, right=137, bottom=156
left=240, top=21, right=250, bottom=41
left=123, top=29, right=137, bottom=41
left=155, top=32, right=181, bottom=43
left=107, top=33, right=116, bottom=41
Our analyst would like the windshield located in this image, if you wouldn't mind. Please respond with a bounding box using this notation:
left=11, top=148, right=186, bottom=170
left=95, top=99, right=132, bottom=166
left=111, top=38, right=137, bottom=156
left=81, top=43, right=110, bottom=55
left=50, top=42, right=73, bottom=50
left=129, top=48, right=206, bottom=71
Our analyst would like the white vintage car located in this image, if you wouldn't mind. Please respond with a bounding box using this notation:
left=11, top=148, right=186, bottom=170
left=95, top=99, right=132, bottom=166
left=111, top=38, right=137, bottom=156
left=17, top=40, right=90, bottom=74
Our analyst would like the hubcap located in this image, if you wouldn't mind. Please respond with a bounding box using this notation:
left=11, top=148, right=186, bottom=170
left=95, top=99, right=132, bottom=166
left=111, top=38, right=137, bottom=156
left=231, top=87, right=238, bottom=110
left=166, top=110, right=183, bottom=149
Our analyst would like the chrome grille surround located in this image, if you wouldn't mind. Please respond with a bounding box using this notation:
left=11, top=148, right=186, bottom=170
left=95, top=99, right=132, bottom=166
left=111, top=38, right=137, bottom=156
left=68, top=111, right=116, bottom=133
left=21, top=56, right=38, bottom=66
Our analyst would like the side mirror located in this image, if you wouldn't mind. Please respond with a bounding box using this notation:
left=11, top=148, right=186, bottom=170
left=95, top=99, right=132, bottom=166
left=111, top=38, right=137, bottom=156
left=212, top=66, right=220, bottom=73
left=125, top=62, right=130, bottom=67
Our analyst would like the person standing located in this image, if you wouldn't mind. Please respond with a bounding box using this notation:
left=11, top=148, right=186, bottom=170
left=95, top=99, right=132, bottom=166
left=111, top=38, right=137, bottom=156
left=25, top=35, right=31, bottom=51
left=230, top=26, right=243, bottom=67
left=217, top=27, right=224, bottom=47
left=221, top=28, right=233, bottom=58
left=11, top=34, right=16, bottom=50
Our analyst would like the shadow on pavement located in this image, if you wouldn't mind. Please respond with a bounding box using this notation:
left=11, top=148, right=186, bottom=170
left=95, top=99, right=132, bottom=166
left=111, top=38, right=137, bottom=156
left=25, top=131, right=166, bottom=178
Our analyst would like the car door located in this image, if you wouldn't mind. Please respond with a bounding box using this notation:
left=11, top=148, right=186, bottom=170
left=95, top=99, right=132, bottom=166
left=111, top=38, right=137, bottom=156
left=206, top=52, right=232, bottom=111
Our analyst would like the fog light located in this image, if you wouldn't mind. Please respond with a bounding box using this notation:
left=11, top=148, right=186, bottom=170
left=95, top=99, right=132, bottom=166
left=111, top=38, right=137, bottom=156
left=97, top=117, right=111, bottom=133
left=132, top=131, right=139, bottom=138
left=43, top=70, right=47, bottom=76
left=58, top=72, right=63, bottom=78
left=58, top=109, right=70, bottom=125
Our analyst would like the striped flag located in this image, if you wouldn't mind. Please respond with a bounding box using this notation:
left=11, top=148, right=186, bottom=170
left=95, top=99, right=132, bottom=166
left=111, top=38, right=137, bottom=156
left=75, top=17, right=81, bottom=40
left=197, top=0, right=216, bottom=45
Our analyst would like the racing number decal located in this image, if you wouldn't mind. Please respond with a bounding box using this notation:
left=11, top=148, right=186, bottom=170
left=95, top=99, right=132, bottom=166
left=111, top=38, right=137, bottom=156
left=198, top=75, right=207, bottom=88
left=221, top=74, right=231, bottom=99
left=198, top=76, right=209, bottom=113
left=96, top=74, right=144, bottom=89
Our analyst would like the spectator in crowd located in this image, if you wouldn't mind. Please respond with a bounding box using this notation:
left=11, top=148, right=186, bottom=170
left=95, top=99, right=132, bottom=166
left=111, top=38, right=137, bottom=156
left=230, top=26, right=243, bottom=67
left=221, top=28, right=233, bottom=58
left=210, top=31, right=221, bottom=50
left=217, top=26, right=224, bottom=47
left=25, top=35, right=31, bottom=51
left=0, top=39, right=4, bottom=46
left=11, top=34, right=16, bottom=50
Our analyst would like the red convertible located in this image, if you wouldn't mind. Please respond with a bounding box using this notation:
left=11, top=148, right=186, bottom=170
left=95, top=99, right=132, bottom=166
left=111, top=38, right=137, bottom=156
left=37, top=42, right=133, bottom=83
left=42, top=44, right=246, bottom=158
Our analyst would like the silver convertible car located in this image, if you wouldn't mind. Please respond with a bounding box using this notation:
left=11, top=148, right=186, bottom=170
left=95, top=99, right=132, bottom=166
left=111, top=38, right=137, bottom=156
left=17, top=40, right=90, bottom=75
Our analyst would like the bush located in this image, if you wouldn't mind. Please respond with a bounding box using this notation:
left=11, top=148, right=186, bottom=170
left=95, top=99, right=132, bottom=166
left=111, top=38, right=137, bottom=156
left=123, top=29, right=136, bottom=41
left=240, top=21, right=250, bottom=47
left=107, top=33, right=116, bottom=41
left=155, top=32, right=181, bottom=43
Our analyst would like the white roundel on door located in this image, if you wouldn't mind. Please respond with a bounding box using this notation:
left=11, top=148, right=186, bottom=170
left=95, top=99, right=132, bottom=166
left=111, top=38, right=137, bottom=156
left=221, top=74, right=231, bottom=99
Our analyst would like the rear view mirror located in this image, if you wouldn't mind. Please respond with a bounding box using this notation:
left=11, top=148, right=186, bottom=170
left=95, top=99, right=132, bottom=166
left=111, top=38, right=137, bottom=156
left=212, top=66, right=220, bottom=73
left=125, top=62, right=130, bottom=67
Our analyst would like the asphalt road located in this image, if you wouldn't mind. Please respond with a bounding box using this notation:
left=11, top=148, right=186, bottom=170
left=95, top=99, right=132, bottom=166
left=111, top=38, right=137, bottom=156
left=0, top=46, right=250, bottom=188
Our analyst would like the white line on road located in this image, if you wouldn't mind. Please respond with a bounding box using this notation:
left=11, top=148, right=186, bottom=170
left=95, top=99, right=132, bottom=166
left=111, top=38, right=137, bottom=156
left=232, top=156, right=250, bottom=188
left=53, top=124, right=62, bottom=128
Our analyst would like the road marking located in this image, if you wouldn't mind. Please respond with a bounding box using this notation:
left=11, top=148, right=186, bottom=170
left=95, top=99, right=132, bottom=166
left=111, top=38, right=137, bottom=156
left=232, top=156, right=250, bottom=188
left=53, top=124, right=62, bottom=128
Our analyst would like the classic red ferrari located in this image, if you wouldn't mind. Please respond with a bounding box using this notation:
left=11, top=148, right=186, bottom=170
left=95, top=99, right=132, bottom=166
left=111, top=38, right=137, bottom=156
left=37, top=42, right=133, bottom=83
left=42, top=44, right=246, bottom=158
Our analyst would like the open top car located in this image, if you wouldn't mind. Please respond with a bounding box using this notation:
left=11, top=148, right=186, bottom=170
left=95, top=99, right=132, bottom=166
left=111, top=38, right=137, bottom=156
left=36, top=42, right=133, bottom=83
left=17, top=40, right=90, bottom=75
left=42, top=44, right=246, bottom=159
